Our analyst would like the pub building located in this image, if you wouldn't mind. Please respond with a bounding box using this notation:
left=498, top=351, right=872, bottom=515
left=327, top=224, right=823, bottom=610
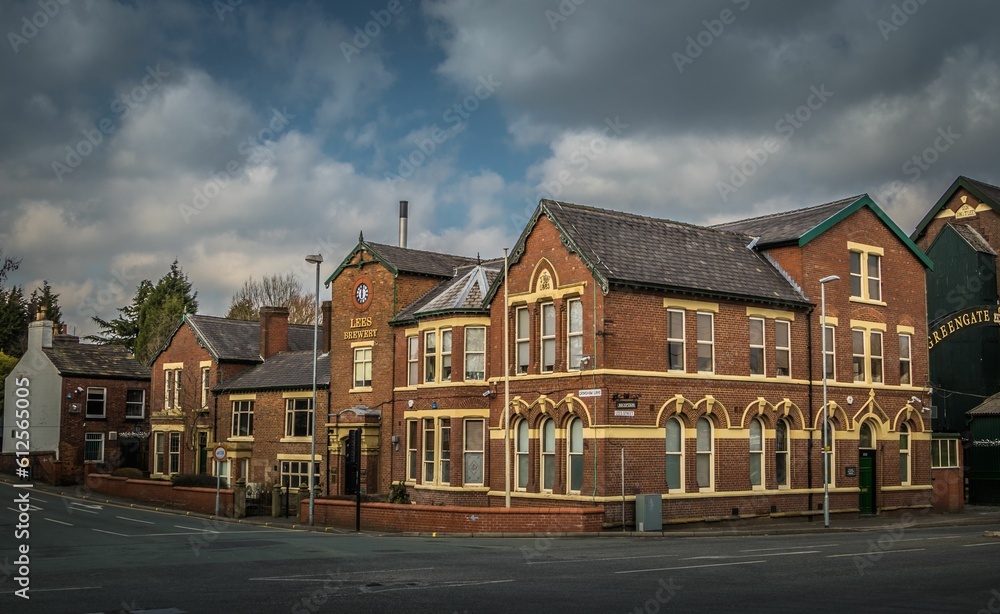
left=325, top=195, right=932, bottom=526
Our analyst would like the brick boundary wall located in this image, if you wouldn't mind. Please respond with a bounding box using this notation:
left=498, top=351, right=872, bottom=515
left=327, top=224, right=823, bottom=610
left=84, top=473, right=235, bottom=517
left=301, top=498, right=605, bottom=533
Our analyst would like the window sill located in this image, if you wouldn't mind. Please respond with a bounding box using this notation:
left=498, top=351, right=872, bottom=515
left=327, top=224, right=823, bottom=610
left=125, top=416, right=145, bottom=421
left=349, top=386, right=373, bottom=394
left=228, top=436, right=254, bottom=442
left=85, top=416, right=106, bottom=420
left=849, top=297, right=887, bottom=307
left=280, top=437, right=312, bottom=443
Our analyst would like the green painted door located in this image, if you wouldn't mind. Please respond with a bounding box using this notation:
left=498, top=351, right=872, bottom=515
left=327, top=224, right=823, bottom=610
left=859, top=451, right=875, bottom=515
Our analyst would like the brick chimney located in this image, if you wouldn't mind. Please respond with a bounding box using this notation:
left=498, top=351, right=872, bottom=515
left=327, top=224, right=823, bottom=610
left=321, top=300, right=332, bottom=354
left=259, top=306, right=289, bottom=359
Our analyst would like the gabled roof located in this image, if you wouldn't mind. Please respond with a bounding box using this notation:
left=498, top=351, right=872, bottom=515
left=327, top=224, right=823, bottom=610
left=325, top=234, right=477, bottom=286
left=43, top=342, right=150, bottom=380
left=185, top=314, right=315, bottom=363
left=947, top=224, right=997, bottom=256
left=715, top=194, right=933, bottom=269
left=492, top=200, right=810, bottom=308
left=968, top=392, right=1000, bottom=417
left=393, top=262, right=502, bottom=323
left=912, top=176, right=1000, bottom=242
left=214, top=350, right=330, bottom=393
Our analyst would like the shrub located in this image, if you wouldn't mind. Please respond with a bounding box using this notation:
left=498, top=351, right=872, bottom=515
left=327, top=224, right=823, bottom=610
left=388, top=481, right=410, bottom=504
left=111, top=467, right=144, bottom=479
left=170, top=473, right=221, bottom=488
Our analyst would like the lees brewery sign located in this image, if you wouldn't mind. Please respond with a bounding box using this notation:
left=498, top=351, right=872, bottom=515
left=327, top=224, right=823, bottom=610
left=928, top=305, right=1000, bottom=351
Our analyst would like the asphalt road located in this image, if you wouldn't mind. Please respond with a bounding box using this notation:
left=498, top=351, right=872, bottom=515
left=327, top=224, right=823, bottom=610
left=1, top=481, right=999, bottom=613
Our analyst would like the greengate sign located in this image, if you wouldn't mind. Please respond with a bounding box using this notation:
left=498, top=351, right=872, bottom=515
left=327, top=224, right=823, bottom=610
left=972, top=439, right=1000, bottom=448
left=928, top=305, right=1000, bottom=351
left=117, top=431, right=150, bottom=440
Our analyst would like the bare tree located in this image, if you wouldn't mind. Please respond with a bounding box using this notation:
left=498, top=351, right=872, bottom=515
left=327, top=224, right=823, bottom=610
left=225, top=273, right=315, bottom=324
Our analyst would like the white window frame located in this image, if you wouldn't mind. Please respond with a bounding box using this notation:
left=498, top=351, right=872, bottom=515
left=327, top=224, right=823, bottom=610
left=406, top=336, right=419, bottom=386
left=441, top=329, right=452, bottom=382
left=750, top=418, right=764, bottom=489
left=823, top=325, right=836, bottom=381
left=667, top=309, right=685, bottom=372
left=867, top=253, right=882, bottom=302
left=284, top=397, right=313, bottom=438
left=567, top=418, right=583, bottom=493
left=515, top=307, right=529, bottom=374
left=749, top=317, right=765, bottom=376
left=697, top=312, right=714, bottom=374
left=540, top=418, right=555, bottom=492
left=463, top=419, right=485, bottom=486
left=439, top=418, right=451, bottom=485
left=899, top=334, right=912, bottom=386
left=424, top=331, right=437, bottom=383
left=86, top=387, right=106, bottom=418
left=84, top=432, right=104, bottom=462
left=824, top=422, right=836, bottom=488
left=169, top=431, right=180, bottom=474
left=932, top=439, right=960, bottom=469
left=666, top=417, right=684, bottom=491
left=775, top=418, right=790, bottom=488
left=852, top=328, right=866, bottom=383
left=696, top=417, right=714, bottom=491
left=899, top=424, right=910, bottom=485
left=353, top=346, right=372, bottom=388
left=280, top=460, right=320, bottom=490
left=775, top=319, right=791, bottom=378
left=515, top=419, right=529, bottom=491
left=540, top=302, right=556, bottom=373
left=201, top=367, right=210, bottom=408
left=567, top=298, right=583, bottom=370
left=125, top=389, right=145, bottom=419
left=870, top=330, right=884, bottom=384
left=423, top=418, right=435, bottom=483
left=164, top=368, right=182, bottom=409
left=849, top=247, right=884, bottom=303
left=154, top=432, right=165, bottom=474
left=232, top=400, right=254, bottom=437
left=406, top=419, right=418, bottom=481
left=464, top=327, right=486, bottom=381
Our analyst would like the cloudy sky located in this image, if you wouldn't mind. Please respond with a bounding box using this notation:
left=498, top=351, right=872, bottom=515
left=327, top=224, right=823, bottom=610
left=2, top=0, right=998, bottom=336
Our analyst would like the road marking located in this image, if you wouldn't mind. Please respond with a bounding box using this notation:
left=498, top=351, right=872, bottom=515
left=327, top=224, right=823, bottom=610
left=740, top=544, right=835, bottom=552
left=826, top=548, right=925, bottom=558
left=174, top=524, right=218, bottom=532
left=894, top=535, right=961, bottom=543
left=528, top=553, right=678, bottom=565
left=683, top=550, right=820, bottom=560
left=117, top=515, right=155, bottom=524
left=70, top=502, right=103, bottom=510
left=140, top=529, right=287, bottom=537
left=67, top=505, right=99, bottom=514
left=92, top=528, right=129, bottom=537
left=32, top=496, right=49, bottom=503
left=963, top=542, right=1000, bottom=547
left=363, top=579, right=515, bottom=594
left=617, top=560, right=766, bottom=574
left=7, top=505, right=42, bottom=512
left=44, top=517, right=73, bottom=526
left=2, top=586, right=101, bottom=594
left=249, top=567, right=435, bottom=581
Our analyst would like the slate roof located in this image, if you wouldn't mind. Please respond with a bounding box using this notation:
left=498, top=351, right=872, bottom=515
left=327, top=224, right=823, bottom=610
left=965, top=177, right=1000, bottom=207
left=712, top=196, right=863, bottom=247
left=968, top=392, right=1000, bottom=417
left=364, top=242, right=478, bottom=277
left=912, top=176, right=1000, bottom=241
left=214, top=350, right=330, bottom=392
left=43, top=341, right=150, bottom=380
left=538, top=200, right=808, bottom=306
left=186, top=314, right=316, bottom=362
left=394, top=262, right=503, bottom=322
left=950, top=224, right=997, bottom=256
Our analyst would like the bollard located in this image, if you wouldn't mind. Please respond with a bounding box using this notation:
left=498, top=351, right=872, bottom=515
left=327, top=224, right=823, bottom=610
left=271, top=484, right=282, bottom=518
left=234, top=478, right=247, bottom=519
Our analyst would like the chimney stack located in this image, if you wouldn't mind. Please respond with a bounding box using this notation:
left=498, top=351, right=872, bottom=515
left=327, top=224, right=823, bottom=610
left=398, top=200, right=408, bottom=248
left=259, top=306, right=290, bottom=359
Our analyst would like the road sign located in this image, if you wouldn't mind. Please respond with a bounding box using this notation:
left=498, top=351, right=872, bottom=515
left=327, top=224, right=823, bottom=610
left=578, top=388, right=602, bottom=398
left=214, top=445, right=227, bottom=462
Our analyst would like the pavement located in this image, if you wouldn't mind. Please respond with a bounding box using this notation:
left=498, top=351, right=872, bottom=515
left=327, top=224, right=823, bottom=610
left=6, top=475, right=1000, bottom=538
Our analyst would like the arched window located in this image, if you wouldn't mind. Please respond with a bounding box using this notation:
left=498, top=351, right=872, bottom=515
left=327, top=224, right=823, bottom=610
left=696, top=417, right=713, bottom=490
left=665, top=417, right=683, bottom=491
left=859, top=422, right=875, bottom=449
left=750, top=418, right=764, bottom=488
left=776, top=419, right=789, bottom=488
left=899, top=424, right=910, bottom=485
left=824, top=422, right=836, bottom=488
left=541, top=418, right=555, bottom=491
left=567, top=418, right=583, bottom=492
left=515, top=420, right=529, bottom=490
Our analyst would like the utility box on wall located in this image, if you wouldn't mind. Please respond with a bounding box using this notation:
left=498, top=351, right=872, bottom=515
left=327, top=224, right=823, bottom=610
left=635, top=494, right=662, bottom=531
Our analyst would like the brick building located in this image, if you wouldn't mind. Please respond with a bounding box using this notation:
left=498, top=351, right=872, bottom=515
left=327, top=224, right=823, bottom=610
left=326, top=195, right=932, bottom=526
left=147, top=308, right=316, bottom=482
left=1, top=316, right=150, bottom=484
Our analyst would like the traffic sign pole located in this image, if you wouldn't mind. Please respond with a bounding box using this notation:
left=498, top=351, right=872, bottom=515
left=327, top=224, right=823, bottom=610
left=213, top=445, right=227, bottom=517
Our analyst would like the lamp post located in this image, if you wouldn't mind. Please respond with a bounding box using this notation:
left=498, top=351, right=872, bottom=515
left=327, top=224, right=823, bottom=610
left=819, top=274, right=839, bottom=528
left=305, top=254, right=323, bottom=525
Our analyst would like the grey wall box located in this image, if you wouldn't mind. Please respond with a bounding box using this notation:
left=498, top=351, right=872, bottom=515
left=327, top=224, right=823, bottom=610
left=635, top=494, right=662, bottom=531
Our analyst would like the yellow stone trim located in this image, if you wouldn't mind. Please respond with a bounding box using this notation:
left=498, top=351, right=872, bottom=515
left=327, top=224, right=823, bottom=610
left=976, top=203, right=992, bottom=213
left=151, top=425, right=185, bottom=433
left=199, top=360, right=212, bottom=368
left=162, top=362, right=183, bottom=370
left=405, top=408, right=490, bottom=419
left=227, top=436, right=254, bottom=442
left=881, top=485, right=933, bottom=492
left=896, top=325, right=915, bottom=335
left=282, top=390, right=314, bottom=399
left=664, top=486, right=860, bottom=499
left=746, top=307, right=796, bottom=321
left=404, top=327, right=419, bottom=337
left=414, top=484, right=491, bottom=492
left=507, top=283, right=587, bottom=306
left=406, top=380, right=491, bottom=389
left=350, top=340, right=375, bottom=349
left=408, top=317, right=492, bottom=334
left=850, top=319, right=888, bottom=331
left=229, top=393, right=256, bottom=401
left=847, top=241, right=884, bottom=256
left=821, top=316, right=838, bottom=326
left=279, top=436, right=311, bottom=444
left=348, top=386, right=373, bottom=394
left=276, top=453, right=321, bottom=461
left=934, top=209, right=955, bottom=220
left=663, top=298, right=719, bottom=313
left=849, top=297, right=888, bottom=307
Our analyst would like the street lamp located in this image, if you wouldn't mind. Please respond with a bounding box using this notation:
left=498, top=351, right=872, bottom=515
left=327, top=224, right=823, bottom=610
left=819, top=274, right=839, bottom=528
left=305, top=253, right=323, bottom=525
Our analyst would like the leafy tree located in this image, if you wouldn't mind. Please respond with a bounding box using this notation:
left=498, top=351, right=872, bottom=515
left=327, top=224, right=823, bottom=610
left=0, top=287, right=27, bottom=357
left=85, top=279, right=154, bottom=353
left=0, top=350, right=19, bottom=416
left=28, top=280, right=62, bottom=326
left=134, top=261, right=198, bottom=364
left=225, top=272, right=315, bottom=324
left=0, top=248, right=20, bottom=287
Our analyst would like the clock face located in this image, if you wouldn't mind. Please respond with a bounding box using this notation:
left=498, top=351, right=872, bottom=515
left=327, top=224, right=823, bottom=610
left=355, top=283, right=369, bottom=304
left=352, top=278, right=372, bottom=311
